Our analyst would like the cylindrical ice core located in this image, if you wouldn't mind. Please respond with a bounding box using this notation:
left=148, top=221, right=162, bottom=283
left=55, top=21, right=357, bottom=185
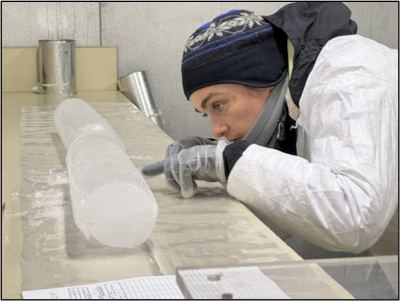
left=54, top=98, right=125, bottom=150
left=54, top=98, right=158, bottom=248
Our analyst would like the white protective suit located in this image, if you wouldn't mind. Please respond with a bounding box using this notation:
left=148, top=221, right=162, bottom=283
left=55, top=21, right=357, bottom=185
left=227, top=35, right=398, bottom=256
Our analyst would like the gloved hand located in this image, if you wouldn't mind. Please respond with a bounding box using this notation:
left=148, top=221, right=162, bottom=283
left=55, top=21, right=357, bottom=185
left=165, top=136, right=218, bottom=158
left=142, top=137, right=217, bottom=176
left=143, top=140, right=227, bottom=198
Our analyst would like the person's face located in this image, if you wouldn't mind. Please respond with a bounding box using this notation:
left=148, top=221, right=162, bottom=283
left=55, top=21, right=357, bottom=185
left=189, top=84, right=273, bottom=142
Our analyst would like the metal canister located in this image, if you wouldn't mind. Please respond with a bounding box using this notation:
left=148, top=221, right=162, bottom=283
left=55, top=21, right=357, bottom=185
left=38, top=39, right=76, bottom=95
left=117, top=71, right=164, bottom=130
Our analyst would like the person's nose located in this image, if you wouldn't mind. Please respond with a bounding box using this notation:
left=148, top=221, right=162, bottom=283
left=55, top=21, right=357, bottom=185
left=211, top=119, right=228, bottom=138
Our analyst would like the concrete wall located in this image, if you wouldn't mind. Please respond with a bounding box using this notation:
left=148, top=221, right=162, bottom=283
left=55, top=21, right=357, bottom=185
left=1, top=2, right=100, bottom=46
left=2, top=2, right=398, bottom=140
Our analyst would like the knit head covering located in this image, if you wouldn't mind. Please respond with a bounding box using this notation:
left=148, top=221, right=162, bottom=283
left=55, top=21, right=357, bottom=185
left=181, top=10, right=287, bottom=99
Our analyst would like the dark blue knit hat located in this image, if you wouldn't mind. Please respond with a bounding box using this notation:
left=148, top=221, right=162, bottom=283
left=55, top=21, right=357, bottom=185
left=182, top=10, right=288, bottom=99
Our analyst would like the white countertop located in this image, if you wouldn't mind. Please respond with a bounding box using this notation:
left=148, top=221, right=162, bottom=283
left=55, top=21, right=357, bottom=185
left=2, top=91, right=303, bottom=298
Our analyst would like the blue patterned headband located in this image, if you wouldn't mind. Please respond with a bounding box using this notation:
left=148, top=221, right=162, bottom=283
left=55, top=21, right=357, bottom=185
left=181, top=10, right=287, bottom=99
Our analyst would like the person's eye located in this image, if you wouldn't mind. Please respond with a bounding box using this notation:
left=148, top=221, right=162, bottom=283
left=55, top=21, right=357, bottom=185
left=213, top=103, right=224, bottom=112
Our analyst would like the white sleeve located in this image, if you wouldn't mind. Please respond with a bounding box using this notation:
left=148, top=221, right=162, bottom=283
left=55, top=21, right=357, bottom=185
left=227, top=36, right=398, bottom=253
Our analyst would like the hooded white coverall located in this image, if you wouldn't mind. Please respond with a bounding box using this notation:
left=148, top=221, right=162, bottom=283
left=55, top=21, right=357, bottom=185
left=227, top=35, right=398, bottom=256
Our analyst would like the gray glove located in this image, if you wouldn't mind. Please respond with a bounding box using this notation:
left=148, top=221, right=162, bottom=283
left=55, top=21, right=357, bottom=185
left=142, top=137, right=217, bottom=176
left=165, top=136, right=218, bottom=158
left=143, top=140, right=227, bottom=198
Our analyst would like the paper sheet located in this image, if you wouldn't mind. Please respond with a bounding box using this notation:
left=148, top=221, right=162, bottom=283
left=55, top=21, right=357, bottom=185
left=22, top=276, right=184, bottom=299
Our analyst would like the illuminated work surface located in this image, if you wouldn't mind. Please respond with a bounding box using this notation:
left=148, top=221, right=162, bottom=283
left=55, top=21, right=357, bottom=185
left=177, top=256, right=398, bottom=299
left=2, top=91, right=350, bottom=299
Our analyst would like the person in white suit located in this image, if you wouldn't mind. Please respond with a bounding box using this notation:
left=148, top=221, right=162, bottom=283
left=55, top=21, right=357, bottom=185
left=143, top=2, right=398, bottom=257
